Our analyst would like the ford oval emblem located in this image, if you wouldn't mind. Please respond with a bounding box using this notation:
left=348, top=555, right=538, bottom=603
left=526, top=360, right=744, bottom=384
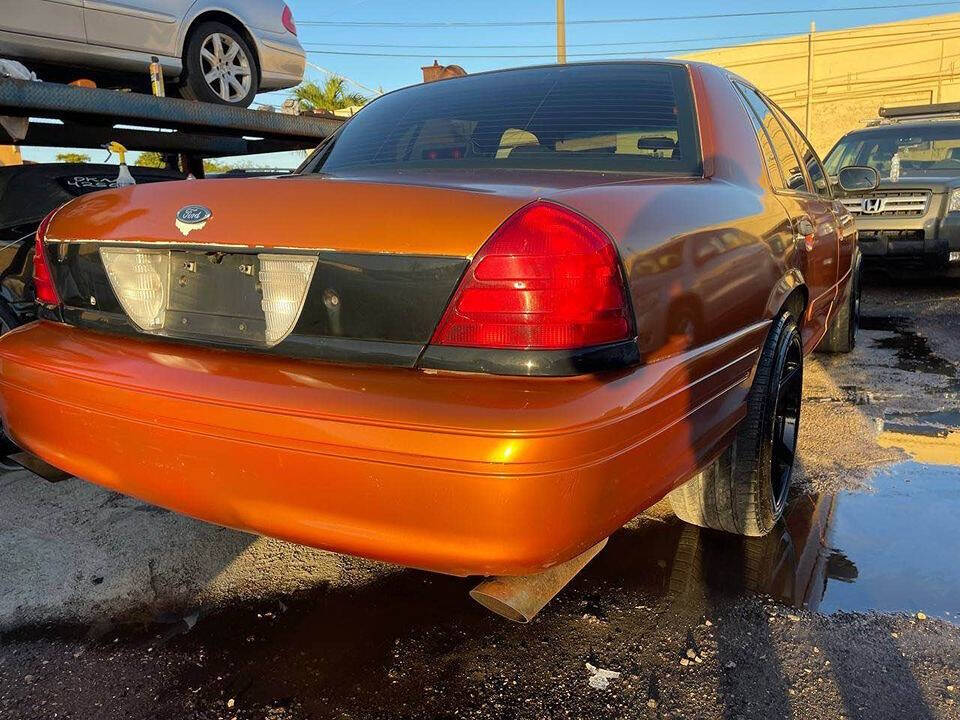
left=176, top=205, right=212, bottom=224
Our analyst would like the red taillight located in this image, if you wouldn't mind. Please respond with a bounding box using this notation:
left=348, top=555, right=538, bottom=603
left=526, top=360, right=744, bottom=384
left=282, top=4, right=297, bottom=35
left=431, top=201, right=633, bottom=350
left=34, top=210, right=61, bottom=307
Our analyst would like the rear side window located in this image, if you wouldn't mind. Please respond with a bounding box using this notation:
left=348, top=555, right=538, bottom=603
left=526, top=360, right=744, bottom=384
left=766, top=102, right=832, bottom=199
left=736, top=85, right=786, bottom=188
left=737, top=85, right=808, bottom=192
left=307, top=64, right=702, bottom=176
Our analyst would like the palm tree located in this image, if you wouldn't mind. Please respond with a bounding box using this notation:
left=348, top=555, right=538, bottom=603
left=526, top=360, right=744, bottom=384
left=292, top=76, right=366, bottom=113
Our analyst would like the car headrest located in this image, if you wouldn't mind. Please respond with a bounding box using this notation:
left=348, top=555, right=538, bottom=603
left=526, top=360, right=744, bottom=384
left=508, top=144, right=553, bottom=156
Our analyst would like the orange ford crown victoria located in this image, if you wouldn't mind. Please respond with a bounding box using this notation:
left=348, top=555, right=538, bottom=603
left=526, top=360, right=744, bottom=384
left=4, top=61, right=868, bottom=620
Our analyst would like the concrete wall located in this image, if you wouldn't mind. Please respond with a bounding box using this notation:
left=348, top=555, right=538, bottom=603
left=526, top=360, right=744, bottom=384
left=680, top=13, right=960, bottom=155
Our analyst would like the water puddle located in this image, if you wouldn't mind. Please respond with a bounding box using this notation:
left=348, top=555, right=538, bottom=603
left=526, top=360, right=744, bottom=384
left=815, top=462, right=960, bottom=617
left=860, top=315, right=958, bottom=379
left=602, top=461, right=960, bottom=619
left=877, top=411, right=960, bottom=466
left=885, top=408, right=960, bottom=428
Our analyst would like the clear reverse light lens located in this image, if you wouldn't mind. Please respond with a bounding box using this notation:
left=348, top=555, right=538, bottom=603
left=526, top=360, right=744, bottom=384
left=258, top=254, right=318, bottom=346
left=100, top=248, right=170, bottom=330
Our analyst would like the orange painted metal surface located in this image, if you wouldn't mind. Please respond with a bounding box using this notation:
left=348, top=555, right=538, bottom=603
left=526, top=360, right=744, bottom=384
left=0, top=61, right=855, bottom=576
left=0, top=319, right=763, bottom=575
left=46, top=175, right=535, bottom=257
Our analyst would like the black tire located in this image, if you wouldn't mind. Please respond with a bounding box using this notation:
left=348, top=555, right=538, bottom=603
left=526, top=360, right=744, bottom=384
left=817, top=252, right=861, bottom=353
left=669, top=313, right=804, bottom=537
left=178, top=21, right=259, bottom=107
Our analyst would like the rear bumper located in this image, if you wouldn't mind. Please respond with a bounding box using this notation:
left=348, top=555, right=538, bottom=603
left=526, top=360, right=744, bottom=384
left=255, top=31, right=305, bottom=90
left=0, top=321, right=761, bottom=576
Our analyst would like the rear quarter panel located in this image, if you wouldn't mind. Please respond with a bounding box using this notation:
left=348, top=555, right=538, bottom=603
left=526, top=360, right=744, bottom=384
left=533, top=62, right=800, bottom=514
left=179, top=0, right=292, bottom=54
left=554, top=63, right=797, bottom=365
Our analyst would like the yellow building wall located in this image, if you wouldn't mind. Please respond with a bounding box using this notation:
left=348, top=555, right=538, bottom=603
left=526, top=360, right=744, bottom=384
left=681, top=13, right=960, bottom=155
left=0, top=146, right=21, bottom=166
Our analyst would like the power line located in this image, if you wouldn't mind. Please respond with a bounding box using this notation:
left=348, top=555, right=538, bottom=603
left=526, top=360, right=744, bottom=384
left=300, top=32, right=803, bottom=49
left=304, top=21, right=960, bottom=58
left=303, top=61, right=382, bottom=96
left=297, top=22, right=955, bottom=49
left=707, top=28, right=960, bottom=74
left=296, top=1, right=960, bottom=27
left=303, top=29, right=960, bottom=59
left=763, top=48, right=960, bottom=95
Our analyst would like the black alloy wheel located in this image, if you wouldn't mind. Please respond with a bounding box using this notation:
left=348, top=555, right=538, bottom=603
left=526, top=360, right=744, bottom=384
left=770, top=330, right=803, bottom=517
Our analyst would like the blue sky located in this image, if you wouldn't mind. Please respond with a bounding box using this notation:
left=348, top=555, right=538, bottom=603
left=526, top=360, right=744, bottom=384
left=22, top=0, right=960, bottom=165
left=268, top=0, right=960, bottom=97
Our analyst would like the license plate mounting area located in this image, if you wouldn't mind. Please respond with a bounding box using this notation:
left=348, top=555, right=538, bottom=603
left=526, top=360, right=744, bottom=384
left=165, top=250, right=266, bottom=344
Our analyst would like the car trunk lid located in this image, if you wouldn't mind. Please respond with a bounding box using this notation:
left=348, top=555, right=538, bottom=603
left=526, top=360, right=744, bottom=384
left=46, top=175, right=546, bottom=256
left=41, top=175, right=551, bottom=366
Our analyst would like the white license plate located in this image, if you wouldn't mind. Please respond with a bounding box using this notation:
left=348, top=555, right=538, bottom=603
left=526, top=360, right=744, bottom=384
left=950, top=251, right=960, bottom=263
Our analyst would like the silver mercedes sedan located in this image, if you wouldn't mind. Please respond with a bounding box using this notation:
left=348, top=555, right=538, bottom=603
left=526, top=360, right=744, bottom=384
left=0, top=0, right=306, bottom=107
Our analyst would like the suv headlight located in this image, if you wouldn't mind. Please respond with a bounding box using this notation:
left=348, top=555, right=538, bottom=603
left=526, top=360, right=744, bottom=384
left=948, top=189, right=960, bottom=212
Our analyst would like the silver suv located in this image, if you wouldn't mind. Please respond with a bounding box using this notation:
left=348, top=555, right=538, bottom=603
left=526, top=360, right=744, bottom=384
left=0, top=0, right=305, bottom=107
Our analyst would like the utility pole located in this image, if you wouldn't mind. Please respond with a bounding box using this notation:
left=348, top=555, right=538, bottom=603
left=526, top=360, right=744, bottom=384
left=937, top=38, right=945, bottom=103
left=556, top=0, right=566, bottom=64
left=805, top=20, right=815, bottom=137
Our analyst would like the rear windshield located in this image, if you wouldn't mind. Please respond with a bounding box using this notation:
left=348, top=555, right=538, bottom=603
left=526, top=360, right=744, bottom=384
left=303, top=63, right=701, bottom=176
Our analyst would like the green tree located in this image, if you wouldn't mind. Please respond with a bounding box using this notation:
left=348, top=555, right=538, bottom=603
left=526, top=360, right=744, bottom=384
left=292, top=76, right=366, bottom=113
left=135, top=152, right=246, bottom=175
left=203, top=158, right=245, bottom=174
left=55, top=152, right=90, bottom=164
left=134, top=151, right=166, bottom=168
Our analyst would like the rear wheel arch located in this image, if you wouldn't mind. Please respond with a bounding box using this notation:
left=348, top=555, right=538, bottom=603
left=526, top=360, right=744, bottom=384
left=765, top=270, right=808, bottom=327
left=780, top=285, right=808, bottom=327
left=669, top=312, right=804, bottom=536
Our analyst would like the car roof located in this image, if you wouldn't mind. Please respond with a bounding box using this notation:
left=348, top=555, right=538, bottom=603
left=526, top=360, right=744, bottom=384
left=840, top=120, right=960, bottom=138
left=372, top=59, right=712, bottom=100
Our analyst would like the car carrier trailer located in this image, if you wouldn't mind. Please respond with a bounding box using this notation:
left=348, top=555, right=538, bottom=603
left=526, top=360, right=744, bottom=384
left=0, top=76, right=343, bottom=330
left=0, top=77, right=340, bottom=175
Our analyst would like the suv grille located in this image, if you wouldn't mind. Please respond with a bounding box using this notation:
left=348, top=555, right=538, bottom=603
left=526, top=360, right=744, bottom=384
left=840, top=190, right=930, bottom=217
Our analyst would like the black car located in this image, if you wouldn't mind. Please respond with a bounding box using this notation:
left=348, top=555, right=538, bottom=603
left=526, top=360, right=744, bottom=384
left=0, top=162, right=185, bottom=329
left=824, top=103, right=960, bottom=277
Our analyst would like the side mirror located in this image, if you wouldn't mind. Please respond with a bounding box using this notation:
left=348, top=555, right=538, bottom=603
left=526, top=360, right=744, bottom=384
left=837, top=165, right=879, bottom=192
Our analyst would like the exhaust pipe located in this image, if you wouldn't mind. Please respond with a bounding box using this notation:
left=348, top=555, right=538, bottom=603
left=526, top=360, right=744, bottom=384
left=7, top=450, right=72, bottom=483
left=470, top=538, right=608, bottom=623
